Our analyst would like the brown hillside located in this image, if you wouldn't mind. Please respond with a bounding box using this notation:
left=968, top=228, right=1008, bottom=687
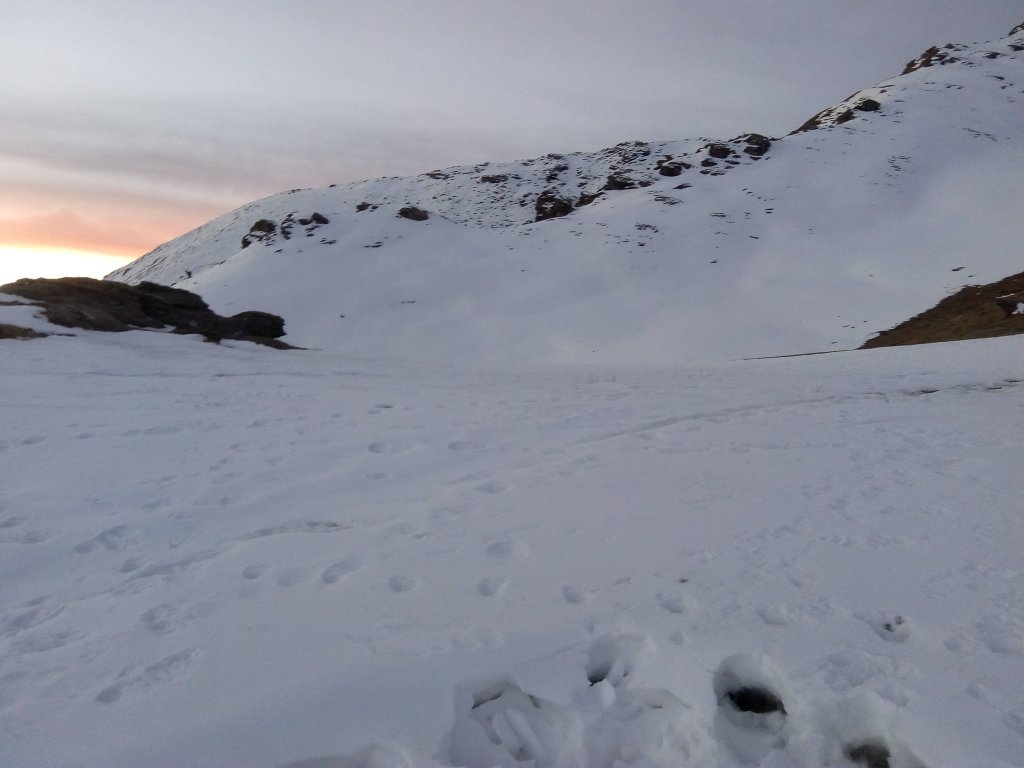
left=861, top=270, right=1024, bottom=349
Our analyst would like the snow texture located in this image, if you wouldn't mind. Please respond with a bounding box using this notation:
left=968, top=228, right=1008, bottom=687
left=0, top=322, right=1022, bottom=766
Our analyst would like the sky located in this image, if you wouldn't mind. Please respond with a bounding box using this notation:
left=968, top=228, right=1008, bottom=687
left=1, top=0, right=1021, bottom=286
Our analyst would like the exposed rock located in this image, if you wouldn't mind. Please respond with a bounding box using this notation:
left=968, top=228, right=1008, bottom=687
left=0, top=277, right=292, bottom=348
left=356, top=202, right=377, bottom=212
left=545, top=164, right=570, bottom=182
left=479, top=174, right=509, bottom=184
left=534, top=189, right=575, bottom=221
left=845, top=741, right=891, bottom=768
left=901, top=43, right=965, bottom=75
left=655, top=155, right=691, bottom=177
left=740, top=133, right=772, bottom=156
left=242, top=213, right=327, bottom=248
left=397, top=206, right=430, bottom=221
left=0, top=323, right=48, bottom=340
left=603, top=174, right=639, bottom=191
left=576, top=191, right=603, bottom=207
left=861, top=269, right=1024, bottom=349
left=241, top=219, right=278, bottom=249
left=707, top=143, right=732, bottom=159
left=855, top=98, right=881, bottom=112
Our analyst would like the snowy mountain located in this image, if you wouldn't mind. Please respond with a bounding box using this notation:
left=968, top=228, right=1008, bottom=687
left=108, top=23, right=1024, bottom=363
left=3, top=21, right=1024, bottom=768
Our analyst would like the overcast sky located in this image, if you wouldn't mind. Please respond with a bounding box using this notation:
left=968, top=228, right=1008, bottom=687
left=1, top=1, right=1021, bottom=282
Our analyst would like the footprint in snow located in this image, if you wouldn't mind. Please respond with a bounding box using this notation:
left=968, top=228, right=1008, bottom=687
left=474, top=480, right=507, bottom=495
left=486, top=540, right=529, bottom=560
left=388, top=575, right=420, bottom=593
left=757, top=604, right=801, bottom=627
left=712, top=653, right=793, bottom=764
left=95, top=648, right=198, bottom=704
left=477, top=577, right=506, bottom=597
left=449, top=679, right=583, bottom=768
left=322, top=556, right=363, bottom=584
left=561, top=584, right=593, bottom=604
left=1, top=596, right=65, bottom=638
left=585, top=632, right=656, bottom=688
left=74, top=524, right=133, bottom=554
left=0, top=528, right=52, bottom=545
left=976, top=614, right=1024, bottom=654
left=242, top=564, right=270, bottom=580
left=856, top=610, right=912, bottom=643
left=367, top=441, right=406, bottom=454
left=656, top=589, right=696, bottom=615
left=277, top=567, right=311, bottom=588
left=447, top=440, right=484, bottom=452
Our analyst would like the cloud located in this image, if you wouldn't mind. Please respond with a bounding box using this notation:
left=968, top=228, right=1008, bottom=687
left=0, top=0, right=1020, bottom=264
left=0, top=208, right=176, bottom=257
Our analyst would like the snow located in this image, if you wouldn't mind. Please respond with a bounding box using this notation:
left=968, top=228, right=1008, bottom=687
left=2, top=20, right=1023, bottom=768
left=1, top=322, right=1022, bottom=767
left=104, top=25, right=1024, bottom=366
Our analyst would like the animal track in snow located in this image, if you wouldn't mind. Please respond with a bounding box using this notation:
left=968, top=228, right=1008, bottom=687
left=477, top=577, right=506, bottom=596
left=976, top=614, right=1024, bottom=654
left=757, top=604, right=801, bottom=626
left=367, top=441, right=407, bottom=454
left=474, top=480, right=508, bottom=494
left=561, top=584, right=592, bottom=604
left=74, top=524, right=133, bottom=553
left=242, top=564, right=270, bottom=579
left=243, top=520, right=351, bottom=539
left=95, top=648, right=198, bottom=704
left=656, top=589, right=696, bottom=615
left=322, top=556, right=363, bottom=584
left=486, top=540, right=530, bottom=560
left=450, top=680, right=583, bottom=768
left=1, top=596, right=64, bottom=638
left=0, top=528, right=51, bottom=545
left=856, top=610, right=913, bottom=642
left=388, top=575, right=420, bottom=593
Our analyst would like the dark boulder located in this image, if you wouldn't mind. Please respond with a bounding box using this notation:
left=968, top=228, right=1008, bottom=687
left=0, top=277, right=291, bottom=348
left=397, top=206, right=430, bottom=221
left=225, top=311, right=286, bottom=338
left=741, top=133, right=772, bottom=156
left=602, top=174, right=638, bottom=191
left=855, top=98, right=881, bottom=112
left=707, top=143, right=732, bottom=159
left=534, top=190, right=574, bottom=221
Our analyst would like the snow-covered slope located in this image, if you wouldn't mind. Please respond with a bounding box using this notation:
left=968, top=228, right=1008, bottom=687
left=1, top=325, right=1023, bottom=767
left=109, top=24, right=1024, bottom=363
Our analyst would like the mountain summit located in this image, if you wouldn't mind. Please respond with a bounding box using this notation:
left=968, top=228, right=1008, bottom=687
left=109, top=22, right=1024, bottom=363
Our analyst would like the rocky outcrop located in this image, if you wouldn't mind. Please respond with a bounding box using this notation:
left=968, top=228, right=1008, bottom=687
left=241, top=212, right=329, bottom=249
left=0, top=277, right=291, bottom=348
left=534, top=189, right=575, bottom=222
left=861, top=270, right=1024, bottom=349
left=397, top=206, right=430, bottom=221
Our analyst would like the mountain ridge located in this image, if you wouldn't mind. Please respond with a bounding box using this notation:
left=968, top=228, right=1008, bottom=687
left=108, top=22, right=1024, bottom=364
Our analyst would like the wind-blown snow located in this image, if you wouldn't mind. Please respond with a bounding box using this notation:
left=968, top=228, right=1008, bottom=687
left=107, top=25, right=1024, bottom=364
left=1, top=324, right=1022, bottom=767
